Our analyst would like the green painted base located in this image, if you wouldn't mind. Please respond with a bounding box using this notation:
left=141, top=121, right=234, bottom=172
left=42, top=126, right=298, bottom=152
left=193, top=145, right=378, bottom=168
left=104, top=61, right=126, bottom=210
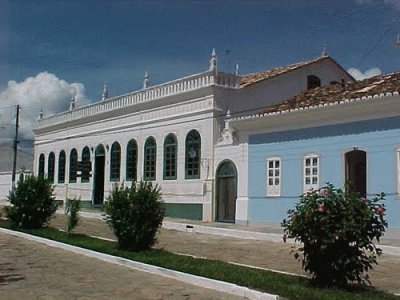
left=55, top=200, right=96, bottom=210
left=54, top=200, right=64, bottom=207
left=164, top=203, right=203, bottom=221
left=80, top=201, right=95, bottom=209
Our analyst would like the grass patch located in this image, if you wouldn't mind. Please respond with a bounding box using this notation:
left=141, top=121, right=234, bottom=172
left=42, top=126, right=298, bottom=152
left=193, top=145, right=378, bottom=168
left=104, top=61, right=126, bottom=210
left=0, top=219, right=398, bottom=300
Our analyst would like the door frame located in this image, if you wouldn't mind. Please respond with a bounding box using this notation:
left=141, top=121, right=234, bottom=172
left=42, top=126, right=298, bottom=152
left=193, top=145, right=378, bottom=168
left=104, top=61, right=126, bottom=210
left=93, top=144, right=106, bottom=205
left=215, top=160, right=238, bottom=223
left=344, top=149, right=367, bottom=197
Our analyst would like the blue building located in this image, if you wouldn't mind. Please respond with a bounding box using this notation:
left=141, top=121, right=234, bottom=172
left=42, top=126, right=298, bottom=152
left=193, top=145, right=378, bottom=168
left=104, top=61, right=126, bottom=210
left=217, top=72, right=400, bottom=228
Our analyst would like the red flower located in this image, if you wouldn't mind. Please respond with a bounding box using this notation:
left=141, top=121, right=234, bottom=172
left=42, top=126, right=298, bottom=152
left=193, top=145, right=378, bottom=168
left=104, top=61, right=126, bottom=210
left=317, top=203, right=326, bottom=213
left=319, top=188, right=329, bottom=198
left=375, top=206, right=385, bottom=216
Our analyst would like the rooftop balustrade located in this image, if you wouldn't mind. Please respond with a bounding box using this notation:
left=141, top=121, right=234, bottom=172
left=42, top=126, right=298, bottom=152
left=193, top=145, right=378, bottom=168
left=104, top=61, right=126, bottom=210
left=37, top=71, right=240, bottom=129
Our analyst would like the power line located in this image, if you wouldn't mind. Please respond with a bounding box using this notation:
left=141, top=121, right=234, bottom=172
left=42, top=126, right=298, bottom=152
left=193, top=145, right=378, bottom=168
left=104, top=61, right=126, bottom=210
left=17, top=147, right=34, bottom=157
left=356, top=24, right=395, bottom=68
left=0, top=104, right=17, bottom=111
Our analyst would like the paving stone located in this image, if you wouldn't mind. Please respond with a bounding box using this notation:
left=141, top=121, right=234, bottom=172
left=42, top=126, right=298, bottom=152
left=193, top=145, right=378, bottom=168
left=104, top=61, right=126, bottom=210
left=49, top=213, right=400, bottom=295
left=0, top=233, right=245, bottom=300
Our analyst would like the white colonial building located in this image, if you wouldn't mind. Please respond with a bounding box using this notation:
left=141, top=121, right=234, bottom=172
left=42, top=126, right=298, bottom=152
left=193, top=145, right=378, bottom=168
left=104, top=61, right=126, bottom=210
left=33, top=50, right=353, bottom=222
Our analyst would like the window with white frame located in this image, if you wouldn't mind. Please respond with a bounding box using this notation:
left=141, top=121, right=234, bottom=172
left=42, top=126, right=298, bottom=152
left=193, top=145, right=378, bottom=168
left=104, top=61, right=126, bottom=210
left=266, top=157, right=281, bottom=197
left=304, top=154, right=319, bottom=192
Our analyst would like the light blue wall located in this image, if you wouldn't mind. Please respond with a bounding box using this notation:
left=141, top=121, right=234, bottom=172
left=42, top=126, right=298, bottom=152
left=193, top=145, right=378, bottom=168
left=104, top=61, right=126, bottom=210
left=247, top=116, right=400, bottom=228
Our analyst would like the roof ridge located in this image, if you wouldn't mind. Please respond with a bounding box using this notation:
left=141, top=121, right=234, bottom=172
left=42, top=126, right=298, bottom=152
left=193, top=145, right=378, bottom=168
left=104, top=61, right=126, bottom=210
left=240, top=56, right=331, bottom=87
left=253, top=71, right=400, bottom=116
left=229, top=90, right=399, bottom=123
left=242, top=55, right=328, bottom=77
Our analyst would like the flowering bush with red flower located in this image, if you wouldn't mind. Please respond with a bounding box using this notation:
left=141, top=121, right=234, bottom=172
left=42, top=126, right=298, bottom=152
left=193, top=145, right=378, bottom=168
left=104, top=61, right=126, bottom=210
left=105, top=181, right=165, bottom=251
left=281, top=184, right=387, bottom=287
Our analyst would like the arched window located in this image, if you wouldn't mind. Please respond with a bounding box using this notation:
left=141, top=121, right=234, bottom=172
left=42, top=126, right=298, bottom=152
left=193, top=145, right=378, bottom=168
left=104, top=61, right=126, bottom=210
left=38, top=153, right=45, bottom=178
left=164, top=134, right=177, bottom=180
left=58, top=151, right=66, bottom=183
left=110, top=142, right=121, bottom=182
left=81, top=146, right=91, bottom=183
left=345, top=150, right=367, bottom=197
left=144, top=137, right=156, bottom=180
left=48, top=152, right=55, bottom=183
left=126, top=139, right=138, bottom=181
left=307, top=75, right=321, bottom=90
left=185, top=130, right=201, bottom=179
left=69, top=149, right=78, bottom=183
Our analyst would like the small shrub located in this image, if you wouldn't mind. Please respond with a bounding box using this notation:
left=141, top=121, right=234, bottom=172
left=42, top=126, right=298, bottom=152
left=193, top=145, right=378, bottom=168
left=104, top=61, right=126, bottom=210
left=105, top=181, right=165, bottom=251
left=281, top=184, right=387, bottom=287
left=66, top=197, right=81, bottom=234
left=5, top=175, right=58, bottom=228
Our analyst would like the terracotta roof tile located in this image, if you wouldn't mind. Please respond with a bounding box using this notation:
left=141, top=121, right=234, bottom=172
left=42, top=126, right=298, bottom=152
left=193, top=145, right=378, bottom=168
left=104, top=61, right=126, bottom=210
left=258, top=72, right=400, bottom=114
left=240, top=56, right=330, bottom=87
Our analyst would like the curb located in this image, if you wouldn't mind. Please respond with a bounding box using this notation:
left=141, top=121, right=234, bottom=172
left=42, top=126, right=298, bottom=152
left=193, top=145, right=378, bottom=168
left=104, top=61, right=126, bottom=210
left=163, top=221, right=283, bottom=242
left=56, top=210, right=400, bottom=257
left=0, top=228, right=279, bottom=300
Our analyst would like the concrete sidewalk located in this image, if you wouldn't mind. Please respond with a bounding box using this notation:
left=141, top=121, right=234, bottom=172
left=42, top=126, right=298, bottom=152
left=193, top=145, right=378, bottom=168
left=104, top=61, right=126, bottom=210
left=70, top=208, right=400, bottom=254
left=0, top=232, right=247, bottom=300
left=50, top=209, right=400, bottom=295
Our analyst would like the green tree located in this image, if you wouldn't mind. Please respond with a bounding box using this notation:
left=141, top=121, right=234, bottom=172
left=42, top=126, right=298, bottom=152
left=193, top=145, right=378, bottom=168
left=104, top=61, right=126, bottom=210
left=281, top=184, right=387, bottom=287
left=66, top=197, right=81, bottom=234
left=105, top=181, right=165, bottom=251
left=5, top=175, right=58, bottom=228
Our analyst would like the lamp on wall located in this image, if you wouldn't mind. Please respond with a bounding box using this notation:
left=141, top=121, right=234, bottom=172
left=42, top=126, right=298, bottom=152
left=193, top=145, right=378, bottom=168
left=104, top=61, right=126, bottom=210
left=189, top=148, right=197, bottom=159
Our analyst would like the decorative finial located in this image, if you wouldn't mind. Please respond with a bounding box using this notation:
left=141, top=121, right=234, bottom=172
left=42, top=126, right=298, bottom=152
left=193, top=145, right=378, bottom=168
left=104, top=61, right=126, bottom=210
left=209, top=48, right=217, bottom=71
left=321, top=45, right=328, bottom=57
left=143, top=71, right=149, bottom=89
left=235, top=62, right=239, bottom=75
left=102, top=83, right=108, bottom=101
left=395, top=33, right=400, bottom=48
left=69, top=95, right=75, bottom=111
left=38, top=108, right=43, bottom=120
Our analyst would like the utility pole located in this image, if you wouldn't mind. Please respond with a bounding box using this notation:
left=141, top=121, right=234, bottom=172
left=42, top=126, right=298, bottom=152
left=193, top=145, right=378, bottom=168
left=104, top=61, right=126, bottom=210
left=11, top=104, right=20, bottom=190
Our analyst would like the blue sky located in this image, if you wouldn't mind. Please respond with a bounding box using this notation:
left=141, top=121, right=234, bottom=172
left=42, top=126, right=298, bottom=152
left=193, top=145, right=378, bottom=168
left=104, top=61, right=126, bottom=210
left=0, top=0, right=400, bottom=142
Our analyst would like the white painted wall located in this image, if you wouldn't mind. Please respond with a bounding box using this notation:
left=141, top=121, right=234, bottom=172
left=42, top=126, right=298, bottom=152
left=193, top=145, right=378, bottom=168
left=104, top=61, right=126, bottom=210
left=0, top=171, right=33, bottom=205
left=34, top=89, right=218, bottom=220
left=214, top=133, right=249, bottom=224
left=0, top=172, right=11, bottom=203
left=224, top=58, right=353, bottom=117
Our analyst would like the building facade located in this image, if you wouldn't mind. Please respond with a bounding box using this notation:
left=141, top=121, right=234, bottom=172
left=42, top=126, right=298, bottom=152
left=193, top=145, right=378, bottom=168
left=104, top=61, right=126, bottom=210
left=33, top=51, right=353, bottom=222
left=218, top=72, right=400, bottom=228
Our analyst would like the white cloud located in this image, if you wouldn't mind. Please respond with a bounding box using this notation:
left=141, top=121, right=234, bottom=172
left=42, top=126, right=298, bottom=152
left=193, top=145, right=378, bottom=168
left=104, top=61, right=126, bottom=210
left=347, top=67, right=382, bottom=81
left=0, top=72, right=90, bottom=143
left=384, top=0, right=400, bottom=11
left=355, top=0, right=400, bottom=11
